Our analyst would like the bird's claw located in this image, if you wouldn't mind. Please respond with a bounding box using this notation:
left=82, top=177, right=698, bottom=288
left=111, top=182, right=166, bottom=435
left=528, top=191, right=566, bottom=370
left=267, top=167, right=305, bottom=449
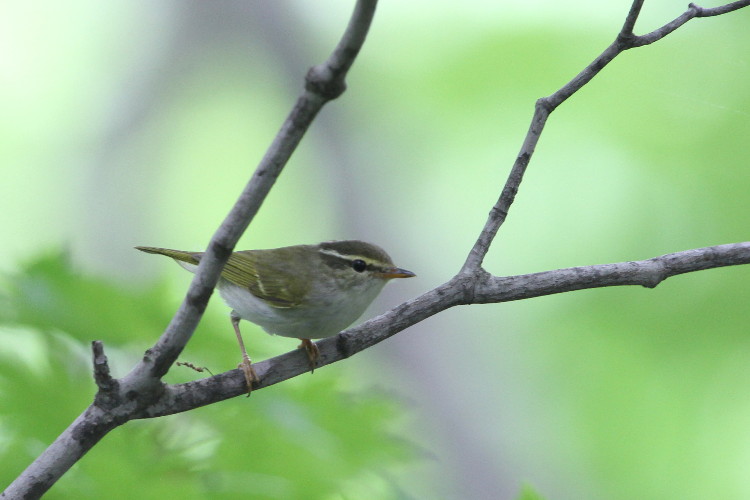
left=298, top=339, right=319, bottom=373
left=238, top=357, right=259, bottom=396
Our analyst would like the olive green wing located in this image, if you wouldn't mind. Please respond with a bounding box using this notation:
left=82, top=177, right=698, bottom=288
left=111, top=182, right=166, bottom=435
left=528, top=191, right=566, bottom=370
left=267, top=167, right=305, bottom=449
left=221, top=250, right=309, bottom=308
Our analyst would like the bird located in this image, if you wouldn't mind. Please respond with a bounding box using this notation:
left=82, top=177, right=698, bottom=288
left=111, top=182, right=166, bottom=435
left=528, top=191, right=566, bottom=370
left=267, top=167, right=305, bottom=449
left=136, top=240, right=415, bottom=393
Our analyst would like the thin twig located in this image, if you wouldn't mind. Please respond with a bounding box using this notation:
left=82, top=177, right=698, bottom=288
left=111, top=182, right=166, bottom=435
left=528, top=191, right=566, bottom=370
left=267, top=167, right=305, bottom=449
left=461, top=0, right=750, bottom=272
left=633, top=0, right=750, bottom=46
left=621, top=0, right=645, bottom=35
left=91, top=341, right=113, bottom=390
left=690, top=0, right=750, bottom=16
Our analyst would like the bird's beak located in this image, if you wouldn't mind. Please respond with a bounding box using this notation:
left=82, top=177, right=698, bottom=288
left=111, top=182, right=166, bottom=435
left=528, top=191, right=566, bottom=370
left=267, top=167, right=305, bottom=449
left=379, top=267, right=416, bottom=279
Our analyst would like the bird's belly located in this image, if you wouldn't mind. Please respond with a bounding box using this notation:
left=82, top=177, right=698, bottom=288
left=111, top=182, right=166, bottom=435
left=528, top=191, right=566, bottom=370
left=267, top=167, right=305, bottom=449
left=218, top=283, right=370, bottom=339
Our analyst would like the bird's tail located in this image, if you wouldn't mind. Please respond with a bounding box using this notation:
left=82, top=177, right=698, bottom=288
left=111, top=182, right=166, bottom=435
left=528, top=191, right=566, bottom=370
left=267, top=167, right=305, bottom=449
left=134, top=246, right=202, bottom=267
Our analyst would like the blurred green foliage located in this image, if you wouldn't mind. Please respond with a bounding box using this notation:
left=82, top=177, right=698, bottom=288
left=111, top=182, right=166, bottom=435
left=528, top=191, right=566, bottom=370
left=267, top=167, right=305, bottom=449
left=2, top=2, right=750, bottom=499
left=516, top=484, right=548, bottom=500
left=0, top=253, right=419, bottom=499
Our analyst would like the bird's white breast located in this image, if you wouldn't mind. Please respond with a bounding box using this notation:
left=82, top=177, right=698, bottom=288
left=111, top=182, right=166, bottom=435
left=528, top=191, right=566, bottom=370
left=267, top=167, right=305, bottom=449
left=217, top=278, right=386, bottom=339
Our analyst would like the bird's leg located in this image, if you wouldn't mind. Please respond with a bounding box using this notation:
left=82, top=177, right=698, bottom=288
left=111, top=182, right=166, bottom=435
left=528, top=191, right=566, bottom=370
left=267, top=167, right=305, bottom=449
left=231, top=312, right=258, bottom=394
left=298, top=338, right=319, bottom=373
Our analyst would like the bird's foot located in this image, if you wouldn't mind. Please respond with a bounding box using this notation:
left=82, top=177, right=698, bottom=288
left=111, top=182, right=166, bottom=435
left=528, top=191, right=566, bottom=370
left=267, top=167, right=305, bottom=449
left=298, top=338, right=319, bottom=373
left=238, top=356, right=259, bottom=396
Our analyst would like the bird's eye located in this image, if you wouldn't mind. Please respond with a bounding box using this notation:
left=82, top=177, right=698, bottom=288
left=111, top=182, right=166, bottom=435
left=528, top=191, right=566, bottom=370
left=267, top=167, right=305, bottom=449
left=351, top=259, right=367, bottom=272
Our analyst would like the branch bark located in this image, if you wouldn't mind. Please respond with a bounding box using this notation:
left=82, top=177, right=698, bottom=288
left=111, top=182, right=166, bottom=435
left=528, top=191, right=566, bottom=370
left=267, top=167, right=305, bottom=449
left=462, top=0, right=750, bottom=271
left=128, top=241, right=750, bottom=415
left=3, top=1, right=749, bottom=498
left=1, top=1, right=379, bottom=498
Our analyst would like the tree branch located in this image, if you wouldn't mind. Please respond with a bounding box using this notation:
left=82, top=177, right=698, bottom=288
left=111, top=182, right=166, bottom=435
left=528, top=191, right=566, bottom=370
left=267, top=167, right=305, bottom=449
left=461, top=0, right=750, bottom=272
left=4, top=1, right=749, bottom=498
left=130, top=241, right=750, bottom=415
left=691, top=0, right=750, bottom=16
left=138, top=0, right=378, bottom=383
left=1, top=2, right=379, bottom=498
left=621, top=0, right=645, bottom=35
left=473, top=242, right=750, bottom=302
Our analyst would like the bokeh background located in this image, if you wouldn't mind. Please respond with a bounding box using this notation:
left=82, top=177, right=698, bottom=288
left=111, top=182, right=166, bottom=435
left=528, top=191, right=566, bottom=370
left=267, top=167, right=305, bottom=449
left=2, top=1, right=749, bottom=499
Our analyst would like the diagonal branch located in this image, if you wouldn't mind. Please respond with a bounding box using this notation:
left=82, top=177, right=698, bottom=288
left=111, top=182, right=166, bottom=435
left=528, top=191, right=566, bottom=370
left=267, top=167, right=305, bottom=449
left=1, top=2, right=379, bottom=499
left=621, top=0, right=645, bottom=35
left=461, top=0, right=750, bottom=272
left=137, top=0, right=379, bottom=383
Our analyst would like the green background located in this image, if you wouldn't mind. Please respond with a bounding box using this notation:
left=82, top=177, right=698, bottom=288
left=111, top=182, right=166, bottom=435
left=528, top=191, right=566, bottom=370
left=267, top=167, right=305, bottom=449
left=2, top=1, right=749, bottom=499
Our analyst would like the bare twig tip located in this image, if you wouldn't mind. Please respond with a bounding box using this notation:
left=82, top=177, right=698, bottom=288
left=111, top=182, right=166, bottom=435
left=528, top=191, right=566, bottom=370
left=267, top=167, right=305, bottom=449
left=91, top=340, right=114, bottom=390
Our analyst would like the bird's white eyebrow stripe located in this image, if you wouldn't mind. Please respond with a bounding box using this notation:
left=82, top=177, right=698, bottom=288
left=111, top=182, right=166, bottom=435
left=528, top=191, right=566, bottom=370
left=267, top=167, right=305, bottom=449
left=318, top=248, right=380, bottom=265
left=318, top=248, right=390, bottom=269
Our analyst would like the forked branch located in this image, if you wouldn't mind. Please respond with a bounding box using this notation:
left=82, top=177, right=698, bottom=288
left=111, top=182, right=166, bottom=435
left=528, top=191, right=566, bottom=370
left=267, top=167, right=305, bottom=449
left=462, top=0, right=750, bottom=271
left=3, top=1, right=749, bottom=498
